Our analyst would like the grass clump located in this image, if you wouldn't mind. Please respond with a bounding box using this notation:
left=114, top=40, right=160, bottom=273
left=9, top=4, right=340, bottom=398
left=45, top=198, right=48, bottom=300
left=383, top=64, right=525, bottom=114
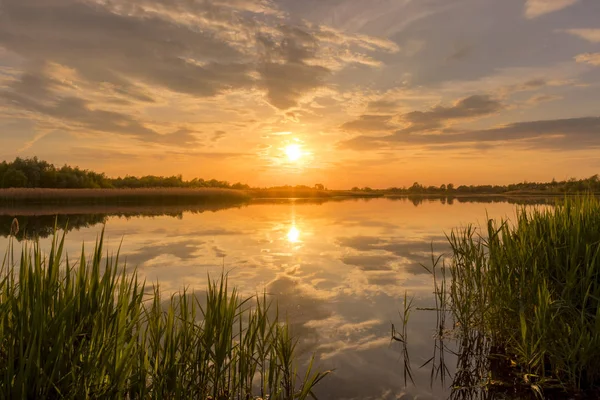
left=442, top=196, right=600, bottom=397
left=0, top=230, right=329, bottom=399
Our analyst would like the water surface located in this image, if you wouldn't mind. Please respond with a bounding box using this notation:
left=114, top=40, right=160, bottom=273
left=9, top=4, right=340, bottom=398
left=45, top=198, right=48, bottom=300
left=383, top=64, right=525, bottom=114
left=0, top=197, right=548, bottom=399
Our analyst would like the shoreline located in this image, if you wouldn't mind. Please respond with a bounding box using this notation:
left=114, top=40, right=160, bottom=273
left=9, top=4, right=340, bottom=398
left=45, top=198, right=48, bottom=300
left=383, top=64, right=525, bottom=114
left=0, top=187, right=589, bottom=209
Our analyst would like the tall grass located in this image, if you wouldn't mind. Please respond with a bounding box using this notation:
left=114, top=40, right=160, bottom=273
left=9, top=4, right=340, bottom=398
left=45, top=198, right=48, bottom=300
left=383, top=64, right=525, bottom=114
left=438, top=196, right=600, bottom=397
left=0, top=230, right=329, bottom=399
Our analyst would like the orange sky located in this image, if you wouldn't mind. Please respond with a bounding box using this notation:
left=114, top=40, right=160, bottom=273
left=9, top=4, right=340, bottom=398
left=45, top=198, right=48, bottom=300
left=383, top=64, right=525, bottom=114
left=1, top=0, right=600, bottom=188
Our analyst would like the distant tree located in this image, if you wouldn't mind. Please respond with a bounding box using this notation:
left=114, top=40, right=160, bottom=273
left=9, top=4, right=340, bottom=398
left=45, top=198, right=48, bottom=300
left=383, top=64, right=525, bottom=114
left=231, top=182, right=250, bottom=190
left=408, top=182, right=423, bottom=194
left=2, top=168, right=28, bottom=188
left=314, top=183, right=325, bottom=190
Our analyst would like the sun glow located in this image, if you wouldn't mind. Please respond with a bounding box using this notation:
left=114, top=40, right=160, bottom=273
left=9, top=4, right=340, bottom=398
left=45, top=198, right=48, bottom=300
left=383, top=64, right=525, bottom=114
left=284, top=144, right=303, bottom=162
left=287, top=225, right=300, bottom=243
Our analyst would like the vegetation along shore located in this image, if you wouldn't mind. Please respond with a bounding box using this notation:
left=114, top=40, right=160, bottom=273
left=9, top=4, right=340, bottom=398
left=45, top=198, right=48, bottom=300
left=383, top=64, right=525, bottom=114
left=398, top=196, right=600, bottom=399
left=0, top=230, right=330, bottom=398
left=1, top=158, right=600, bottom=205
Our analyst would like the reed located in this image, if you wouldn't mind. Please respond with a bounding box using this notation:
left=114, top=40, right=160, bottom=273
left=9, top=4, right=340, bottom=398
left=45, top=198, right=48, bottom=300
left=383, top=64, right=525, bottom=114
left=437, top=196, right=600, bottom=397
left=0, top=188, right=251, bottom=206
left=0, top=230, right=329, bottom=399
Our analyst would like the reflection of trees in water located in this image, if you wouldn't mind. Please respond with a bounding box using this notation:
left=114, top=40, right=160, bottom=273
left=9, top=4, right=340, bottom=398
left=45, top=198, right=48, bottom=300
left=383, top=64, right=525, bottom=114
left=398, top=311, right=541, bottom=400
left=387, top=195, right=555, bottom=207
left=0, top=203, right=245, bottom=240
left=0, top=214, right=108, bottom=240
left=397, top=244, right=582, bottom=400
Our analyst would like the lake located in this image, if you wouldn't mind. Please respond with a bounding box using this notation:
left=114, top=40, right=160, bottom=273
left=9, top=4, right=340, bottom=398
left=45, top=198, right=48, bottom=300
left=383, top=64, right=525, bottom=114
left=0, top=197, right=551, bottom=399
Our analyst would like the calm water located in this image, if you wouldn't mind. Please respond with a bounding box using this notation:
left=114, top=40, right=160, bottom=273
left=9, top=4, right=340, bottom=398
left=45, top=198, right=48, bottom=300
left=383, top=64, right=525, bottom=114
left=0, top=197, right=548, bottom=399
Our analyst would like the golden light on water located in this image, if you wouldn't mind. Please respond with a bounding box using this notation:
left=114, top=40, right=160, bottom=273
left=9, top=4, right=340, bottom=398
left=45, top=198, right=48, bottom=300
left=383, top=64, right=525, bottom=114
left=284, top=144, right=303, bottom=162
left=287, top=225, right=300, bottom=243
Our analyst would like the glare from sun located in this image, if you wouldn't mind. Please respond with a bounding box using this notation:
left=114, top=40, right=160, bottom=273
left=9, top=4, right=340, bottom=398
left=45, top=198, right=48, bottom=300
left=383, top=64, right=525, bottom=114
left=287, top=225, right=300, bottom=243
left=284, top=144, right=303, bottom=162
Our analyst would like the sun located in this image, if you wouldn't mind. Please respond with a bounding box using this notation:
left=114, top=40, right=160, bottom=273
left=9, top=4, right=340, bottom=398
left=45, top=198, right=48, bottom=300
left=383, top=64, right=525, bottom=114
left=284, top=144, right=303, bottom=162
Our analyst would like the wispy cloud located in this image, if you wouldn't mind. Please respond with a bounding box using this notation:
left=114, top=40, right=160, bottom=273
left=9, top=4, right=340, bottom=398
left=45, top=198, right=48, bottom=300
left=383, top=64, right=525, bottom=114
left=575, top=52, right=600, bottom=66
left=564, top=29, right=600, bottom=43
left=524, top=0, right=578, bottom=19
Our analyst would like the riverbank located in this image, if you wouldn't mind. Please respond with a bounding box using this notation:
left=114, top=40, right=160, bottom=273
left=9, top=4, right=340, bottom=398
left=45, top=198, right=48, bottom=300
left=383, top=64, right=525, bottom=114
left=2, top=187, right=591, bottom=207
left=0, top=187, right=251, bottom=206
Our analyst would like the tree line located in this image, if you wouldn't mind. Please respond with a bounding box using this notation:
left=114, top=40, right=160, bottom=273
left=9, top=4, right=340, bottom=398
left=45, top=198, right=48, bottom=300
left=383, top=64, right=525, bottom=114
left=2, top=157, right=599, bottom=193
left=353, top=175, right=600, bottom=194
left=0, top=157, right=250, bottom=189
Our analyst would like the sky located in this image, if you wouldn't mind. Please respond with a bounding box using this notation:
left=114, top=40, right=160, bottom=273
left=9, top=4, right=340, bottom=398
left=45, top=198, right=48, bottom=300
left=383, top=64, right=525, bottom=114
left=1, top=0, right=599, bottom=188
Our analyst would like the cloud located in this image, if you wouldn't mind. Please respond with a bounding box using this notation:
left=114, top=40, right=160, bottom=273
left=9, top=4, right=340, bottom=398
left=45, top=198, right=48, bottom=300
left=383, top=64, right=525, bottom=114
left=524, top=0, right=578, bottom=19
left=447, top=44, right=474, bottom=61
left=575, top=53, right=600, bottom=66
left=401, top=95, right=503, bottom=129
left=0, top=0, right=254, bottom=99
left=564, top=29, right=600, bottom=43
left=526, top=94, right=563, bottom=104
left=0, top=71, right=199, bottom=146
left=340, top=115, right=396, bottom=132
left=315, top=25, right=400, bottom=54
left=340, top=255, right=396, bottom=271
left=257, top=27, right=331, bottom=109
left=0, top=0, right=402, bottom=153
left=336, top=235, right=448, bottom=275
left=340, top=116, right=600, bottom=151
left=124, top=241, right=204, bottom=266
left=339, top=95, right=503, bottom=135
left=212, top=130, right=227, bottom=141
left=211, top=245, right=227, bottom=258
left=366, top=100, right=401, bottom=114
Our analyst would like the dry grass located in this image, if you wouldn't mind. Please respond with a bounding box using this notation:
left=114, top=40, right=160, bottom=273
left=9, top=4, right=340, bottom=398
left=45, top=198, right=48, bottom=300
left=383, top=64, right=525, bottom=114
left=248, top=188, right=385, bottom=199
left=0, top=188, right=251, bottom=206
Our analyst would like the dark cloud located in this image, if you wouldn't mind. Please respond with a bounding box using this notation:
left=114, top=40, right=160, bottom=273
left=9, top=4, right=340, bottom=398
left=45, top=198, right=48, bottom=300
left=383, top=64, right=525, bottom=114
left=212, top=130, right=227, bottom=141
left=366, top=100, right=401, bottom=114
left=340, top=115, right=396, bottom=132
left=0, top=0, right=254, bottom=99
left=124, top=241, right=204, bottom=266
left=6, top=70, right=73, bottom=100
left=3, top=89, right=147, bottom=137
left=258, top=27, right=331, bottom=109
left=0, top=74, right=197, bottom=146
left=365, top=273, right=400, bottom=286
left=336, top=236, right=384, bottom=251
left=211, top=245, right=227, bottom=258
left=447, top=44, right=474, bottom=61
left=340, top=255, right=395, bottom=271
left=161, top=129, right=200, bottom=146
left=165, top=228, right=244, bottom=238
left=266, top=274, right=331, bottom=341
left=527, top=94, right=562, bottom=105
left=339, top=94, right=503, bottom=135
left=401, top=95, right=504, bottom=130
left=522, top=79, right=547, bottom=89
left=337, top=235, right=449, bottom=275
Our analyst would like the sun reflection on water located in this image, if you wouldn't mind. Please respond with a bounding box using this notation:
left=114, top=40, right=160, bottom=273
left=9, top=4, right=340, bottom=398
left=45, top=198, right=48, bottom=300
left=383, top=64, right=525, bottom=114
left=287, top=225, right=300, bottom=243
